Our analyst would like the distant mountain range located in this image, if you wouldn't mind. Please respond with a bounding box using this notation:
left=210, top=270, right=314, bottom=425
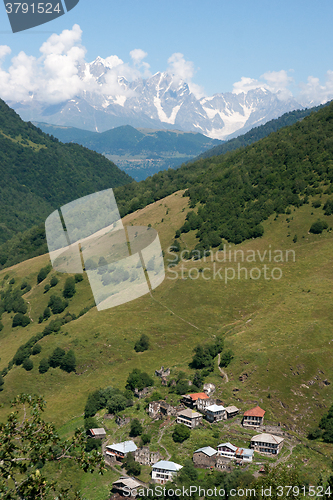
left=34, top=123, right=221, bottom=180
left=9, top=57, right=304, bottom=141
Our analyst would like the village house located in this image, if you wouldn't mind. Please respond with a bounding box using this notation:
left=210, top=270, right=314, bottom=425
left=205, top=404, right=226, bottom=423
left=217, top=442, right=237, bottom=459
left=176, top=408, right=202, bottom=428
left=152, top=460, right=183, bottom=484
left=193, top=446, right=218, bottom=468
left=242, top=406, right=265, bottom=427
left=235, top=448, right=254, bottom=462
left=105, top=440, right=137, bottom=461
left=87, top=428, right=106, bottom=439
left=182, top=392, right=210, bottom=410
left=112, top=477, right=141, bottom=497
left=217, top=442, right=253, bottom=462
left=215, top=457, right=233, bottom=471
left=224, top=405, right=240, bottom=419
left=250, top=433, right=284, bottom=455
left=133, top=447, right=163, bottom=466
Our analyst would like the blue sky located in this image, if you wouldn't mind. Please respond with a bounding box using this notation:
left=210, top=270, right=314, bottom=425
left=0, top=0, right=332, bottom=101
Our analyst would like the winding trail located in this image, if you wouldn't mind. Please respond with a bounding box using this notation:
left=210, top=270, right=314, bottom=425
left=217, top=353, right=229, bottom=382
left=26, top=300, right=33, bottom=323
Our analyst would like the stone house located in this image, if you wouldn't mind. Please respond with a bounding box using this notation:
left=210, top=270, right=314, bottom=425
left=193, top=446, right=217, bottom=468
left=224, top=405, right=240, bottom=419
left=134, top=446, right=163, bottom=465
left=88, top=428, right=106, bottom=439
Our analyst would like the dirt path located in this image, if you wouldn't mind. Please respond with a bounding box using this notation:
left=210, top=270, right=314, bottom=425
left=149, top=291, right=201, bottom=331
left=26, top=300, right=33, bottom=322
left=157, top=419, right=173, bottom=460
left=217, top=353, right=229, bottom=382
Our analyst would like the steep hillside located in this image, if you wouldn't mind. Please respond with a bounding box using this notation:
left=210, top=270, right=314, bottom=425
left=33, top=123, right=221, bottom=180
left=196, top=101, right=330, bottom=160
left=0, top=188, right=333, bottom=489
left=0, top=99, right=132, bottom=246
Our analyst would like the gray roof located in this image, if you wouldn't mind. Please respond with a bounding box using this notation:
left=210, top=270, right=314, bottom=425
left=152, top=460, right=183, bottom=472
left=106, top=440, right=137, bottom=454
left=178, top=408, right=201, bottom=419
left=225, top=405, right=239, bottom=413
left=218, top=442, right=237, bottom=452
left=194, top=446, right=217, bottom=457
left=113, top=477, right=141, bottom=489
left=206, top=404, right=225, bottom=412
left=251, top=433, right=284, bottom=445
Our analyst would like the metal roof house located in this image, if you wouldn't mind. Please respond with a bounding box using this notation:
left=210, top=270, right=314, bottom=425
left=106, top=440, right=137, bottom=460
left=152, top=460, right=183, bottom=484
left=205, top=404, right=226, bottom=423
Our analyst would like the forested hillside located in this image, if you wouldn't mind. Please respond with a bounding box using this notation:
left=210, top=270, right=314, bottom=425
left=0, top=99, right=132, bottom=247
left=1, top=100, right=333, bottom=269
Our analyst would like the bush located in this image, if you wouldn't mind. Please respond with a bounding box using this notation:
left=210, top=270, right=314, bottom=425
left=60, top=350, right=76, bottom=373
left=134, top=334, right=150, bottom=352
left=129, top=418, right=143, bottom=437
left=32, top=344, right=42, bottom=355
left=50, top=276, right=58, bottom=287
left=123, top=452, right=141, bottom=476
left=141, top=433, right=151, bottom=445
left=49, top=347, right=66, bottom=368
left=172, top=424, right=190, bottom=443
left=39, top=358, right=50, bottom=374
left=85, top=437, right=101, bottom=452
left=12, top=313, right=30, bottom=328
left=219, top=350, right=234, bottom=368
left=43, top=307, right=51, bottom=320
left=37, top=264, right=51, bottom=284
left=13, top=347, right=31, bottom=366
left=44, top=284, right=50, bottom=293
left=125, top=369, right=153, bottom=392
left=48, top=295, right=68, bottom=314
left=307, top=427, right=322, bottom=440
left=63, top=277, right=76, bottom=298
left=107, top=394, right=127, bottom=414
left=22, top=358, right=33, bottom=371
left=309, top=220, right=328, bottom=234
left=84, top=417, right=99, bottom=431
left=75, top=274, right=83, bottom=283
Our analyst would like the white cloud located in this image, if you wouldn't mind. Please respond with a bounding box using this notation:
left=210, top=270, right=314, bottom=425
left=299, top=71, right=333, bottom=106
left=167, top=52, right=205, bottom=98
left=232, top=70, right=294, bottom=100
left=0, top=45, right=11, bottom=60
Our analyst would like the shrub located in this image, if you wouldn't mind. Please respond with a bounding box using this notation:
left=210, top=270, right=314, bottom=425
left=125, top=369, right=153, bottom=392
left=9, top=278, right=15, bottom=285
left=219, top=350, right=234, bottom=368
left=129, top=418, right=143, bottom=437
left=123, top=452, right=141, bottom=476
left=85, top=437, right=101, bottom=452
left=12, top=313, right=30, bottom=328
left=309, top=220, right=328, bottom=234
left=84, top=417, right=99, bottom=431
left=75, top=274, right=83, bottom=283
left=50, top=276, right=59, bottom=287
left=39, top=358, right=50, bottom=374
left=22, top=358, right=33, bottom=371
left=32, top=344, right=42, bottom=355
left=63, top=277, right=76, bottom=298
left=49, top=347, right=66, bottom=368
left=43, top=307, right=51, bottom=320
left=44, top=284, right=50, bottom=293
left=60, top=350, right=76, bottom=373
left=134, top=334, right=150, bottom=352
left=37, top=264, right=51, bottom=284
left=48, top=295, right=68, bottom=314
left=172, top=424, right=190, bottom=443
left=141, top=433, right=151, bottom=445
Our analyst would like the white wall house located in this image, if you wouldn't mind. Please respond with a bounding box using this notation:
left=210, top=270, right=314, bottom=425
left=152, top=460, right=183, bottom=484
left=206, top=404, right=225, bottom=423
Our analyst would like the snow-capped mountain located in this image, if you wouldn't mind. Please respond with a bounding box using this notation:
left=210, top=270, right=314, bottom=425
left=10, top=57, right=303, bottom=140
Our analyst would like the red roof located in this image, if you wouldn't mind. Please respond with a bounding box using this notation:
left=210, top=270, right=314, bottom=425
left=243, top=406, right=265, bottom=417
left=189, top=393, right=209, bottom=401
